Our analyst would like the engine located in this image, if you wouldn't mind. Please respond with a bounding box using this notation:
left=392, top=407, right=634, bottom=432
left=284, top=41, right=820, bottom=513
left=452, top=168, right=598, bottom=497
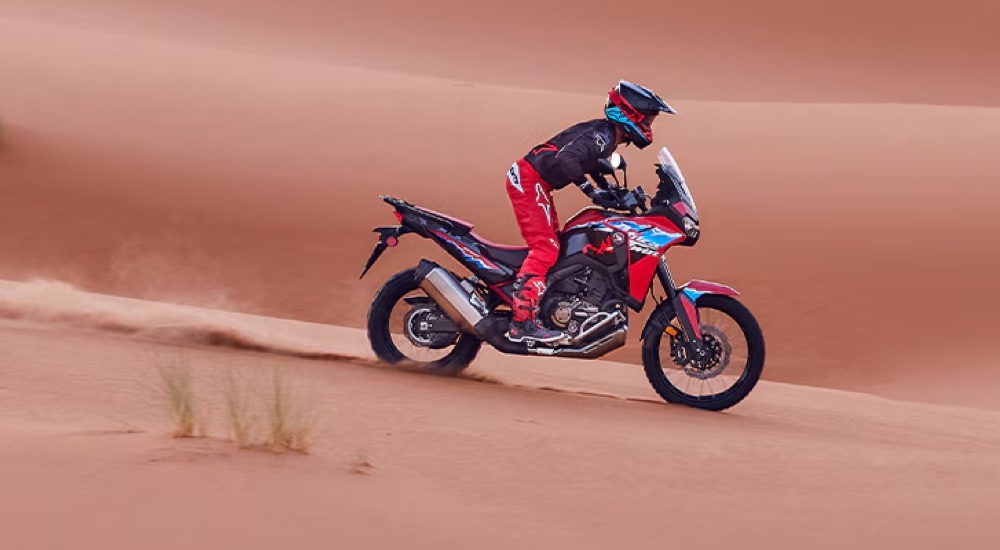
left=540, top=267, right=617, bottom=338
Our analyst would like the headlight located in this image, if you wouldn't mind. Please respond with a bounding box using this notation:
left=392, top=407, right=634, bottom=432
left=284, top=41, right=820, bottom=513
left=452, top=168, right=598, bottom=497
left=682, top=216, right=700, bottom=239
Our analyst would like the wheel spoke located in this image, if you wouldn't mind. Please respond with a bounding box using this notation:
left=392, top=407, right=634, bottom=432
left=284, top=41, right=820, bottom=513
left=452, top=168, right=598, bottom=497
left=656, top=299, right=756, bottom=403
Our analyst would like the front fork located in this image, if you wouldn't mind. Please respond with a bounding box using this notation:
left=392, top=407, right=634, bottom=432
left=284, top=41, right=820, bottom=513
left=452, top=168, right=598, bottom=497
left=656, top=257, right=706, bottom=360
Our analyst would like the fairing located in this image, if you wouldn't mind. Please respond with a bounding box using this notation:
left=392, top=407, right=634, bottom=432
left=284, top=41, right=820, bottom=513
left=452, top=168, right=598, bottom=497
left=561, top=212, right=686, bottom=303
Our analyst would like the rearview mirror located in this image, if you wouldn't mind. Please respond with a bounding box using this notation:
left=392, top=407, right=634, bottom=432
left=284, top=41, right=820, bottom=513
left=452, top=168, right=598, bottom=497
left=597, top=158, right=615, bottom=174
left=597, top=153, right=627, bottom=175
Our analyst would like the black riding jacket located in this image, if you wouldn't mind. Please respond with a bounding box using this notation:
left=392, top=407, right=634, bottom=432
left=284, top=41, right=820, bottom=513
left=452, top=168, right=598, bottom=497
left=523, top=119, right=619, bottom=193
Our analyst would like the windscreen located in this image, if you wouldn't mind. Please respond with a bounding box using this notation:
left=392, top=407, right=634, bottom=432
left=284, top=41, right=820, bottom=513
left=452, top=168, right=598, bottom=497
left=657, top=146, right=698, bottom=216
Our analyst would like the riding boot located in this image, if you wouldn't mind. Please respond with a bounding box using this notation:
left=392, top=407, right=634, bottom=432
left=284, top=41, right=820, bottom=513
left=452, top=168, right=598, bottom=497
left=507, top=274, right=564, bottom=344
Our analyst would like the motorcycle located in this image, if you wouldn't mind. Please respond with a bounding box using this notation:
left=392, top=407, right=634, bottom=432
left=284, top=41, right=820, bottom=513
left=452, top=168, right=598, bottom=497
left=360, top=146, right=765, bottom=411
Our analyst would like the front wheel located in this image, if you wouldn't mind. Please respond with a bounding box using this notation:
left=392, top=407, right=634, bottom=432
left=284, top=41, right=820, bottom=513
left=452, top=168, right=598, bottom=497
left=642, top=294, right=765, bottom=411
left=367, top=267, right=482, bottom=376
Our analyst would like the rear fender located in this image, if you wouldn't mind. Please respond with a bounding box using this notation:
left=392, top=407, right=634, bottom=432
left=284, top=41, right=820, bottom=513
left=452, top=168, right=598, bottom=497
left=359, top=225, right=413, bottom=279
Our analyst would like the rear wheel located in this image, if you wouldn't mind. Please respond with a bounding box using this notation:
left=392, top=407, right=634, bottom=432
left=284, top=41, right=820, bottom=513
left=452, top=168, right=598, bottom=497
left=367, top=267, right=482, bottom=375
left=642, top=294, right=765, bottom=411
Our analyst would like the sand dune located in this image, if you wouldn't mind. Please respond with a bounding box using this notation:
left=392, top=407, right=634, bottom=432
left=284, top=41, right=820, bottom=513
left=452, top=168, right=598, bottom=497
left=2, top=12, right=1000, bottom=400
left=2, top=297, right=1000, bottom=550
left=3, top=0, right=999, bottom=105
left=2, top=1, right=1000, bottom=547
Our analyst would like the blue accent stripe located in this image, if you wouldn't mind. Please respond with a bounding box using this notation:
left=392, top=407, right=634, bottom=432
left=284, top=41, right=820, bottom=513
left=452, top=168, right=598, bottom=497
left=681, top=287, right=707, bottom=302
left=605, top=220, right=683, bottom=247
left=433, top=230, right=499, bottom=271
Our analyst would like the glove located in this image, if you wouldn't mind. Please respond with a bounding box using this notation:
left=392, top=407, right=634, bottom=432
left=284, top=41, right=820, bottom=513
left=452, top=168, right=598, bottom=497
left=591, top=189, right=620, bottom=209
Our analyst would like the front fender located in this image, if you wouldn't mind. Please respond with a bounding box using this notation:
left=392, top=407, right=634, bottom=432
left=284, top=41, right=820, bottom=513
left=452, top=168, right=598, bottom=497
left=678, top=279, right=739, bottom=301
left=641, top=279, right=739, bottom=342
left=669, top=280, right=738, bottom=342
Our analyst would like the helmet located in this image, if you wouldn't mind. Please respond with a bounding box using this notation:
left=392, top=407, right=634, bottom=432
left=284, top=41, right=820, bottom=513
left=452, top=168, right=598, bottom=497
left=604, top=80, right=676, bottom=149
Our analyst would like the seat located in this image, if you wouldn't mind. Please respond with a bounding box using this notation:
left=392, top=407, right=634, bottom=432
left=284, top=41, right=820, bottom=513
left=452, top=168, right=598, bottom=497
left=387, top=196, right=528, bottom=269
left=384, top=197, right=477, bottom=236
left=473, top=232, right=529, bottom=269
left=482, top=244, right=529, bottom=269
left=410, top=205, right=474, bottom=236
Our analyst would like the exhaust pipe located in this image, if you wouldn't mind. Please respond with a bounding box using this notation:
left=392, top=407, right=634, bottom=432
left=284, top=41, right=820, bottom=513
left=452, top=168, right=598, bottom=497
left=415, top=260, right=485, bottom=334
left=566, top=311, right=624, bottom=346
left=413, top=259, right=626, bottom=359
left=530, top=328, right=627, bottom=359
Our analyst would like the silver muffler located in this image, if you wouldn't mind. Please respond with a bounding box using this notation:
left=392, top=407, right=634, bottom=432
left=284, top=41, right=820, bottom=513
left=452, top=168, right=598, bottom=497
left=416, top=261, right=486, bottom=334
left=413, top=260, right=627, bottom=359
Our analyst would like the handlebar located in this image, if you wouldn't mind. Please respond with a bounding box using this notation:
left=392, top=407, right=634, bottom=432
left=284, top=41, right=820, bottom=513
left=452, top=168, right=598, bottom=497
left=589, top=174, right=648, bottom=215
left=598, top=187, right=649, bottom=215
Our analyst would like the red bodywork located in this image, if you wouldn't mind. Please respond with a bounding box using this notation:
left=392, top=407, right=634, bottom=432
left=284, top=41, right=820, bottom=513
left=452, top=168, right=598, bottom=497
left=404, top=203, right=727, bottom=311
left=564, top=207, right=687, bottom=302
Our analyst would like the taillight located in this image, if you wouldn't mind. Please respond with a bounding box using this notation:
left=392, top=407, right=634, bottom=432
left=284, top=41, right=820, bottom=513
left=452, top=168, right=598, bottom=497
left=393, top=211, right=403, bottom=223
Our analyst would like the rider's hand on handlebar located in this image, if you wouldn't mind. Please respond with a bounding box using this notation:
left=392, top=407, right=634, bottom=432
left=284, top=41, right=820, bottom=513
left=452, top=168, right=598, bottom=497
left=591, top=174, right=611, bottom=188
left=591, top=188, right=621, bottom=209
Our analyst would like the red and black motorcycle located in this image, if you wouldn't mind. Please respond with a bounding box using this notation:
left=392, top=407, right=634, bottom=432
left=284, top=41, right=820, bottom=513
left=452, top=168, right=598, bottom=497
left=360, top=147, right=765, bottom=411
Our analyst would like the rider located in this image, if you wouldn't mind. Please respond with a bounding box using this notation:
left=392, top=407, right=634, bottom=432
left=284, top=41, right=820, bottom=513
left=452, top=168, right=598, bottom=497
left=505, top=79, right=676, bottom=344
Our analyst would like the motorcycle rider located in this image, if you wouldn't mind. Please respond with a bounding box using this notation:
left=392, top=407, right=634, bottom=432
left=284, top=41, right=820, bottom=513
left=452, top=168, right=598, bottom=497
left=505, top=80, right=676, bottom=344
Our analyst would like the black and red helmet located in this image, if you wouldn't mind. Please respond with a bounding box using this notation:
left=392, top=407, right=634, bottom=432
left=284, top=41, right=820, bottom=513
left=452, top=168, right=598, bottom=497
left=604, top=80, right=676, bottom=149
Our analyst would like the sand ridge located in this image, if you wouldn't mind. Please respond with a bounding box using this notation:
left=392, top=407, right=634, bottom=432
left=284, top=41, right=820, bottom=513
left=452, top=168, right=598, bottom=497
left=3, top=301, right=1000, bottom=550
left=3, top=13, right=999, bottom=399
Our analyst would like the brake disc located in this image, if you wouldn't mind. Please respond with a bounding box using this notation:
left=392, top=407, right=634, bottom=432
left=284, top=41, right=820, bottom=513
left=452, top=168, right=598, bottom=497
left=671, top=325, right=732, bottom=380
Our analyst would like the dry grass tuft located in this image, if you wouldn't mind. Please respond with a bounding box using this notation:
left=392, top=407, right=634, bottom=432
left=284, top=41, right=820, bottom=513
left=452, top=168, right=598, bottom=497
left=212, top=365, right=313, bottom=454
left=155, top=357, right=201, bottom=438
left=221, top=366, right=255, bottom=448
left=265, top=368, right=312, bottom=454
left=152, top=353, right=314, bottom=454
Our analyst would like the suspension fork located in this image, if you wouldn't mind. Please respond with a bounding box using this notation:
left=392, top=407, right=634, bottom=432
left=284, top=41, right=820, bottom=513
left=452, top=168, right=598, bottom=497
left=656, top=257, right=706, bottom=356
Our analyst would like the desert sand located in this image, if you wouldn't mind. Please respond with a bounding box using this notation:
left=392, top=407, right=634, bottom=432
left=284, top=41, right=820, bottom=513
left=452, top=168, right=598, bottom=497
left=2, top=281, right=1000, bottom=550
left=1, top=0, right=999, bottom=547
